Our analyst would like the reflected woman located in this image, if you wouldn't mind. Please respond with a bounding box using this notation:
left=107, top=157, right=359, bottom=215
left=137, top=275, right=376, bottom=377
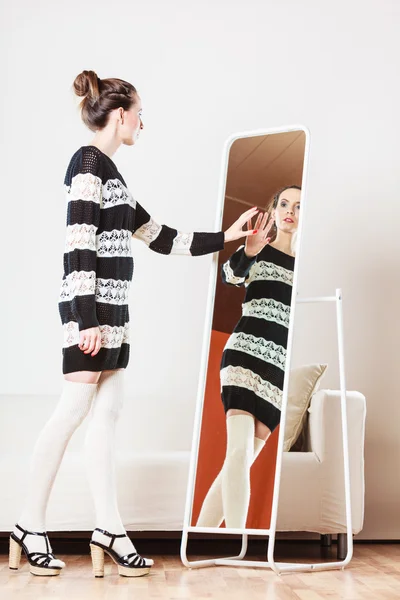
left=197, top=185, right=301, bottom=529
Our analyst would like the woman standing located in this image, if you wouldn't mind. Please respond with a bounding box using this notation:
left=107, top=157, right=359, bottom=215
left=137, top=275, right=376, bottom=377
left=197, top=185, right=301, bottom=529
left=9, top=70, right=259, bottom=578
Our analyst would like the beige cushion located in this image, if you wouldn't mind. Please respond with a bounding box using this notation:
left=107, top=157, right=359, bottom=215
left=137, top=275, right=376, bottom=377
left=283, top=364, right=328, bottom=451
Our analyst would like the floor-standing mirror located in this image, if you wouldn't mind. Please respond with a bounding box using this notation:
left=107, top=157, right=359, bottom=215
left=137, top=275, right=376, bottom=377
left=180, top=125, right=320, bottom=566
left=181, top=125, right=360, bottom=574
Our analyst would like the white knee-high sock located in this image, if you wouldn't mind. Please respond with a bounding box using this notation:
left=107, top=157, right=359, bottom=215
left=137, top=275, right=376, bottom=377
left=15, top=380, right=97, bottom=565
left=196, top=436, right=265, bottom=528
left=221, top=414, right=255, bottom=529
left=84, top=370, right=152, bottom=565
left=84, top=370, right=125, bottom=534
left=84, top=369, right=146, bottom=561
left=18, top=380, right=97, bottom=531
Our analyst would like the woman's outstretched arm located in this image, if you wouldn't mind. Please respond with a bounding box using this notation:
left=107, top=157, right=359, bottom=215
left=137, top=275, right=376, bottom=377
left=132, top=202, right=259, bottom=256
left=221, top=245, right=257, bottom=287
left=222, top=212, right=274, bottom=286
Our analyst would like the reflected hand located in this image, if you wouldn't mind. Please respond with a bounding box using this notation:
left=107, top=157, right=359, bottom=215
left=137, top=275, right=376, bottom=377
left=244, top=212, right=274, bottom=258
left=224, top=207, right=260, bottom=243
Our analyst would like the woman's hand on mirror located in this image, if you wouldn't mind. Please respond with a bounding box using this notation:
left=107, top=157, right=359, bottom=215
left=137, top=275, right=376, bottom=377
left=244, top=212, right=274, bottom=258
left=224, top=207, right=260, bottom=243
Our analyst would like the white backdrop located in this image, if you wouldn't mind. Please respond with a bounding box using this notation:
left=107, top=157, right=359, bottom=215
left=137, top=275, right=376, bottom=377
left=1, top=0, right=399, bottom=539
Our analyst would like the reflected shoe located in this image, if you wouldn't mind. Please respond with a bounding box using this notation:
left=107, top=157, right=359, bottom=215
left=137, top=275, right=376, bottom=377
left=9, top=524, right=65, bottom=576
left=89, top=528, right=154, bottom=578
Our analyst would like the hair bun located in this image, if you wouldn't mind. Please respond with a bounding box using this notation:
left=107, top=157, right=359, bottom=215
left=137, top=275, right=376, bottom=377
left=73, top=70, right=100, bottom=102
left=73, top=73, right=137, bottom=132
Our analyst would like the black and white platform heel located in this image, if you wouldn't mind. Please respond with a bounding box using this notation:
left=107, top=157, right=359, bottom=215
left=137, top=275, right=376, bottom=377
left=89, top=528, right=153, bottom=577
left=9, top=524, right=65, bottom=576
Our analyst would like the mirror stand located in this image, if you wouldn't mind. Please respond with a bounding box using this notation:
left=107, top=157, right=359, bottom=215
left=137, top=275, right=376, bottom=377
left=181, top=288, right=353, bottom=575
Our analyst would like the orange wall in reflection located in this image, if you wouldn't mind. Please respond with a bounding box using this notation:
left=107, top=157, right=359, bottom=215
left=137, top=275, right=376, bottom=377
left=191, top=329, right=280, bottom=529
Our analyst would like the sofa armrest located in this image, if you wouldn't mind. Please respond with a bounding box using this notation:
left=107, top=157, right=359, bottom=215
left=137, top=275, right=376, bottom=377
left=307, top=389, right=366, bottom=533
left=308, top=390, right=366, bottom=461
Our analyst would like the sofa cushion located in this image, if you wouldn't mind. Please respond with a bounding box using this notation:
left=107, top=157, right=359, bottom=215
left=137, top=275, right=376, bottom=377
left=284, top=364, right=328, bottom=451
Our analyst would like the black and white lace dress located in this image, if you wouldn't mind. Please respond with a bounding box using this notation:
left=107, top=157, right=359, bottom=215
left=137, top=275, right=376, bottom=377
left=220, top=244, right=295, bottom=432
left=58, top=145, right=225, bottom=374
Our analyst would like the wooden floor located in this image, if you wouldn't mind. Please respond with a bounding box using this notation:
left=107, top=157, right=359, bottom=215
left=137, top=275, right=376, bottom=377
left=1, top=544, right=400, bottom=600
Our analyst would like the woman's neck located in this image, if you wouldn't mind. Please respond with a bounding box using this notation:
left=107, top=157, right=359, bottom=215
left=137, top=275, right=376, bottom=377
left=89, top=133, right=122, bottom=160
left=270, top=231, right=294, bottom=257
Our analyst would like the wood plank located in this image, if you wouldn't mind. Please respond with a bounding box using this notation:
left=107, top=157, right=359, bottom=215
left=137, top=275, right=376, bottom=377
left=1, top=544, right=399, bottom=600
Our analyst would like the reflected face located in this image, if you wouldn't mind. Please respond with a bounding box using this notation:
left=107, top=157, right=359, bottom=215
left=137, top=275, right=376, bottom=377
left=273, top=188, right=301, bottom=234
left=120, top=94, right=144, bottom=145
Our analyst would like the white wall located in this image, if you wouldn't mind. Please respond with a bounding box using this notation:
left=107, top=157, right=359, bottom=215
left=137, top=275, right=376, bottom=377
left=1, top=0, right=399, bottom=538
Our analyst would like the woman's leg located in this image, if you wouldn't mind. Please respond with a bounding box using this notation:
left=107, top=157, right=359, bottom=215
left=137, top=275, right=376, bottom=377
left=196, top=411, right=272, bottom=528
left=220, top=410, right=254, bottom=529
left=13, top=371, right=100, bottom=567
left=254, top=418, right=272, bottom=444
left=84, top=370, right=125, bottom=534
left=84, top=369, right=152, bottom=565
left=222, top=412, right=273, bottom=528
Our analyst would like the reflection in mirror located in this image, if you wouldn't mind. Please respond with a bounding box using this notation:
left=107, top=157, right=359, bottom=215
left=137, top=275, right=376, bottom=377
left=191, top=129, right=306, bottom=530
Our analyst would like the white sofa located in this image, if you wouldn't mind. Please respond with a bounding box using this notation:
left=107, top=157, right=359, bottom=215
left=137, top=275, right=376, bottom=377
left=0, top=389, right=366, bottom=542
left=277, top=389, right=366, bottom=536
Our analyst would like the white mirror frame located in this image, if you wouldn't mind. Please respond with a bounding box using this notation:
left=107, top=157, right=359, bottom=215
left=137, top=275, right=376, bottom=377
left=180, top=125, right=353, bottom=574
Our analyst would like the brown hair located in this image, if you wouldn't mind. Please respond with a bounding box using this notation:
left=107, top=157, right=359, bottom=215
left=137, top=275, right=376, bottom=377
left=73, top=70, right=138, bottom=131
left=266, top=185, right=301, bottom=242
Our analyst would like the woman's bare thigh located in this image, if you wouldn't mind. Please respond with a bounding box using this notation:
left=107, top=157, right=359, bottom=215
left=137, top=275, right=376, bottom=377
left=64, top=371, right=102, bottom=384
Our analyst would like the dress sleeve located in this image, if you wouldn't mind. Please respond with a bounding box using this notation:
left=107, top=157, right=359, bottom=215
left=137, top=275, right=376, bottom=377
left=132, top=201, right=225, bottom=256
left=221, top=245, right=257, bottom=287
left=63, top=147, right=102, bottom=331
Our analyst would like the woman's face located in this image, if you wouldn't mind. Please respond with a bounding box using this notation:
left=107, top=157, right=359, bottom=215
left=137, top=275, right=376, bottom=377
left=272, top=188, right=301, bottom=234
left=119, top=95, right=144, bottom=146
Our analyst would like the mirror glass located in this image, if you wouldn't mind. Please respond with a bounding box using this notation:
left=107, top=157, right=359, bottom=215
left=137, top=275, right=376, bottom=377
left=189, top=129, right=307, bottom=531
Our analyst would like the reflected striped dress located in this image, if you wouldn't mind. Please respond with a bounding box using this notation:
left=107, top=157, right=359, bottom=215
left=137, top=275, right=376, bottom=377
left=58, top=145, right=225, bottom=374
left=220, top=244, right=295, bottom=432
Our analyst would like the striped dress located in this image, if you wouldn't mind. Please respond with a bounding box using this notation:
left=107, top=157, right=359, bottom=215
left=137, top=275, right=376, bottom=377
left=58, top=145, right=225, bottom=374
left=220, top=244, right=295, bottom=432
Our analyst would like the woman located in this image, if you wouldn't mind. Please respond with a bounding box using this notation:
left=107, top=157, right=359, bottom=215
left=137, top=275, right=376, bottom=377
left=8, top=70, right=259, bottom=578
left=196, top=185, right=301, bottom=529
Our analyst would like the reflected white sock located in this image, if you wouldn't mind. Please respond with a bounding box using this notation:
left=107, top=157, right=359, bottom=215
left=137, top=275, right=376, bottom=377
left=197, top=435, right=265, bottom=528
left=84, top=370, right=143, bottom=560
left=222, top=414, right=255, bottom=529
left=17, top=380, right=97, bottom=567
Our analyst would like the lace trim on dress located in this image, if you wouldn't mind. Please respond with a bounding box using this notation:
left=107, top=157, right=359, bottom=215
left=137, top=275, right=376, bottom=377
left=133, top=217, right=162, bottom=245
left=65, top=173, right=102, bottom=204
left=96, top=229, right=132, bottom=257
left=65, top=223, right=97, bottom=253
left=102, top=178, right=136, bottom=210
left=224, top=332, right=287, bottom=371
left=171, top=232, right=194, bottom=255
left=223, top=260, right=246, bottom=285
left=59, top=270, right=96, bottom=301
left=246, top=261, right=293, bottom=287
left=221, top=365, right=283, bottom=410
left=63, top=321, right=130, bottom=349
left=95, top=278, right=130, bottom=305
left=242, top=298, right=291, bottom=328
left=60, top=275, right=130, bottom=305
